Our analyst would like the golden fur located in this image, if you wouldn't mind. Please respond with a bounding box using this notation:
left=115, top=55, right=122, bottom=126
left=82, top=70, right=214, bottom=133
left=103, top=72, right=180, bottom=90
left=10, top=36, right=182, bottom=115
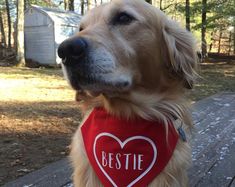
left=64, top=0, right=197, bottom=186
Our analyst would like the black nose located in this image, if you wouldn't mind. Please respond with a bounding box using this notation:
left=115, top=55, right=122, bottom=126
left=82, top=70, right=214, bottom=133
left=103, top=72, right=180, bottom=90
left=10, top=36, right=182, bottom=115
left=57, top=37, right=88, bottom=62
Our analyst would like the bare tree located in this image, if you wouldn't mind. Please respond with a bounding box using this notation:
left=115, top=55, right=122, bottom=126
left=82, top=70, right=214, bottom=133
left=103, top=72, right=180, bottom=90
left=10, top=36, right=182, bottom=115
left=64, top=0, right=74, bottom=11
left=0, top=12, right=6, bottom=47
left=16, top=0, right=25, bottom=66
left=5, top=0, right=11, bottom=48
left=81, top=0, right=85, bottom=14
left=185, top=0, right=190, bottom=31
left=201, top=0, right=207, bottom=60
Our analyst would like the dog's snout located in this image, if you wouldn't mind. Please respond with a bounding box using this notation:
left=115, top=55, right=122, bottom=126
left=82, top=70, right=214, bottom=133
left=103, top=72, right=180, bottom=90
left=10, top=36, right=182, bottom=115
left=58, top=37, right=88, bottom=62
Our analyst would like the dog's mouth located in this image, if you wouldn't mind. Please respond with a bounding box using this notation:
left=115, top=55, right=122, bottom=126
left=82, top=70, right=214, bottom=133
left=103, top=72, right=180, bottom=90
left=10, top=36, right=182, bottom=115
left=62, top=61, right=133, bottom=96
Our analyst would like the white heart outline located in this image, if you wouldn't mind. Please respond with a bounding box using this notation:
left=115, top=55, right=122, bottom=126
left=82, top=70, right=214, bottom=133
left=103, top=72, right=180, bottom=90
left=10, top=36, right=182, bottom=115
left=93, top=132, right=157, bottom=187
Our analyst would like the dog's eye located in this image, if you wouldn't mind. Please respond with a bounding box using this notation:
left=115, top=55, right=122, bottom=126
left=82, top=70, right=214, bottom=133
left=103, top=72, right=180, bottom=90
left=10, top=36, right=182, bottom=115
left=113, top=12, right=135, bottom=25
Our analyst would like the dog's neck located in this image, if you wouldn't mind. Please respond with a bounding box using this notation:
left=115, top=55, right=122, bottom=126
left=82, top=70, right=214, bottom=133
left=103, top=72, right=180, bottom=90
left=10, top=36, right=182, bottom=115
left=106, top=94, right=190, bottom=122
left=77, top=90, right=193, bottom=129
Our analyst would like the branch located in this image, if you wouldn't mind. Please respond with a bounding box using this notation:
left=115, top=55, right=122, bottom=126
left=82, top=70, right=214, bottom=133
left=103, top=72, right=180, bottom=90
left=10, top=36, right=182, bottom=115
left=162, top=2, right=181, bottom=11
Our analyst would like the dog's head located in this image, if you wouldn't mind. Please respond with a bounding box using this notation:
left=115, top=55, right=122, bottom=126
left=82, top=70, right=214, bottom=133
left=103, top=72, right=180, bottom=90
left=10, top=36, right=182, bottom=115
left=58, top=0, right=197, bottom=103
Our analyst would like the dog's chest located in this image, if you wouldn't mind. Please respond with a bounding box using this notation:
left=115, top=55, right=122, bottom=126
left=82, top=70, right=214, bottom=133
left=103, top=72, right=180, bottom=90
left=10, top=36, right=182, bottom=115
left=81, top=108, right=179, bottom=187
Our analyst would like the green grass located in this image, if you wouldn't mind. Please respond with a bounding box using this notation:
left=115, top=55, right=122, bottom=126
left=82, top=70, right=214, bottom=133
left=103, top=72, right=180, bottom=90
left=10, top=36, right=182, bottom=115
left=189, top=62, right=235, bottom=101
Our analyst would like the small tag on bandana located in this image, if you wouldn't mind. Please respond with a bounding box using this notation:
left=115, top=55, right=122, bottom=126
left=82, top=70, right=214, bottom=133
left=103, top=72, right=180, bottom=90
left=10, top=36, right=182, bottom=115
left=81, top=108, right=179, bottom=187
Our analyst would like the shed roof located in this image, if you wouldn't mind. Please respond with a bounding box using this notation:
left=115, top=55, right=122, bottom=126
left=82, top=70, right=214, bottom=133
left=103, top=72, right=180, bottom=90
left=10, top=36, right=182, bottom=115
left=31, top=5, right=82, bottom=27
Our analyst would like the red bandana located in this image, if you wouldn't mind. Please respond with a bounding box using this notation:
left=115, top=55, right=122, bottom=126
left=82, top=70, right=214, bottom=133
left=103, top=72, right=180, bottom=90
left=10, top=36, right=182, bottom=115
left=81, top=108, right=179, bottom=187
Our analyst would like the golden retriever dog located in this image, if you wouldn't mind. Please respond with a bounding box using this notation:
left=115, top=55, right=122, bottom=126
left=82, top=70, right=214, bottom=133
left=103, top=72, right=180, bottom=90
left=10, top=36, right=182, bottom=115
left=58, top=0, right=197, bottom=186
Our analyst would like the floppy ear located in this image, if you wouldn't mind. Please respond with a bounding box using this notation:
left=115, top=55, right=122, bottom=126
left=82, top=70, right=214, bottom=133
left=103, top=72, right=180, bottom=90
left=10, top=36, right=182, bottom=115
left=161, top=19, right=197, bottom=89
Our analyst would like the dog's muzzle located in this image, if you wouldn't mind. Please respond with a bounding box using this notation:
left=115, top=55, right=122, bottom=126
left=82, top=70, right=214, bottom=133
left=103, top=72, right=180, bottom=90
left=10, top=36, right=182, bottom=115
left=58, top=37, right=132, bottom=94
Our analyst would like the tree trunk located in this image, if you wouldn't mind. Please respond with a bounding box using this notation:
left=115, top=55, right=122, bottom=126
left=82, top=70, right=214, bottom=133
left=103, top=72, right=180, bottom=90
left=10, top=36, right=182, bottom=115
left=185, top=0, right=190, bottom=31
left=68, top=0, right=74, bottom=11
left=81, top=0, right=85, bottom=14
left=0, top=12, right=6, bottom=57
left=16, top=0, right=25, bottom=66
left=24, top=0, right=27, bottom=11
left=64, top=0, right=69, bottom=10
left=64, top=0, right=74, bottom=11
left=145, top=0, right=152, bottom=4
left=160, top=0, right=163, bottom=10
left=218, top=30, right=222, bottom=53
left=64, top=0, right=68, bottom=10
left=201, top=0, right=207, bottom=61
left=87, top=0, right=91, bottom=10
left=228, top=31, right=232, bottom=54
left=0, top=12, right=6, bottom=47
left=234, top=23, right=235, bottom=54
left=234, top=0, right=235, bottom=54
left=5, top=0, right=11, bottom=48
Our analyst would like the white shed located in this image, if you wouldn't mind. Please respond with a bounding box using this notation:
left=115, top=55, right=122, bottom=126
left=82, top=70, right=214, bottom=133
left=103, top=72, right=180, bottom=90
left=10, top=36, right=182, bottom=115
left=24, top=5, right=81, bottom=65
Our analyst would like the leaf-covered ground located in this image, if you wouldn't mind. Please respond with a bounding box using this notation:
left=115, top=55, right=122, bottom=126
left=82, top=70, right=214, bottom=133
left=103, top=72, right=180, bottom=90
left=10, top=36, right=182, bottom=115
left=0, top=67, right=81, bottom=185
left=0, top=63, right=235, bottom=185
left=190, top=62, right=235, bottom=102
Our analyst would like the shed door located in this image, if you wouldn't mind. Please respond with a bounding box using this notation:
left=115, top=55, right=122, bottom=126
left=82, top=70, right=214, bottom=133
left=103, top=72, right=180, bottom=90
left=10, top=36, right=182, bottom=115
left=25, top=25, right=55, bottom=65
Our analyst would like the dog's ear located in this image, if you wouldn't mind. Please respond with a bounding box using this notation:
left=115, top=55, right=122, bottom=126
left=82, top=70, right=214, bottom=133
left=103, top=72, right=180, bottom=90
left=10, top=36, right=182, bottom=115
left=161, top=19, right=197, bottom=89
